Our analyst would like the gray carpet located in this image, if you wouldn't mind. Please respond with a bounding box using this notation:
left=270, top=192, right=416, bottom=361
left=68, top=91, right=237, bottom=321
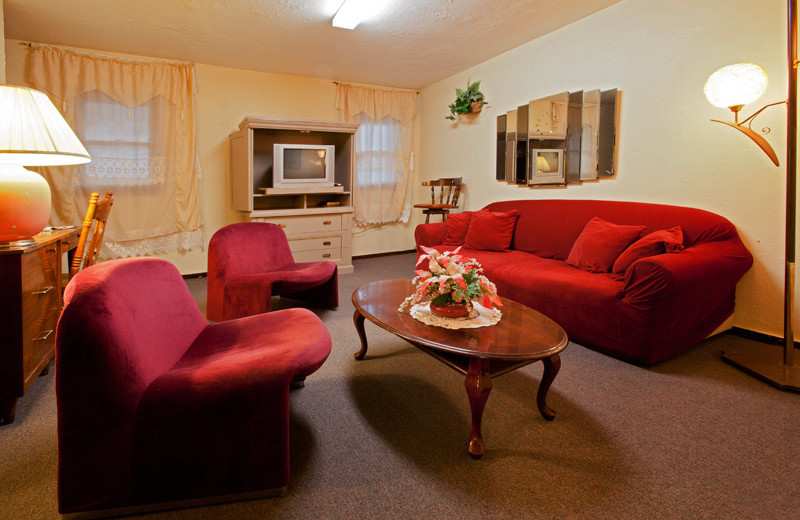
left=2, top=253, right=799, bottom=519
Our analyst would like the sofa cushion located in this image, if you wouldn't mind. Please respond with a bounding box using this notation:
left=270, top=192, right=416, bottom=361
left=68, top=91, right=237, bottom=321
left=443, top=211, right=474, bottom=245
left=611, top=226, right=684, bottom=277
left=464, top=210, right=519, bottom=251
left=566, top=217, right=645, bottom=273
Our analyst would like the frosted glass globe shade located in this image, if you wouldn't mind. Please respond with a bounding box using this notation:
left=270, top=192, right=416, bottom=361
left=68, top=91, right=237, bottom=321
left=704, top=63, right=768, bottom=108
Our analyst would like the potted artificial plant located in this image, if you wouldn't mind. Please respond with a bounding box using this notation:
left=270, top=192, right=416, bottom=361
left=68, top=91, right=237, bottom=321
left=445, top=80, right=488, bottom=120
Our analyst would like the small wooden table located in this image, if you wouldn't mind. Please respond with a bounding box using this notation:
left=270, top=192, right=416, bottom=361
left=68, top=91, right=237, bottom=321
left=352, top=279, right=568, bottom=458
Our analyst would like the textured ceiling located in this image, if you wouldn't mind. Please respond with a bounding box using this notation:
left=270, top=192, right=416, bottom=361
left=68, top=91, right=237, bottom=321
left=5, top=0, right=623, bottom=89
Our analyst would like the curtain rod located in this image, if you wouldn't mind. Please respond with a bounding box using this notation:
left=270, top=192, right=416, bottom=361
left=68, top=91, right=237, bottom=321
left=333, top=81, right=419, bottom=94
left=18, top=41, right=193, bottom=66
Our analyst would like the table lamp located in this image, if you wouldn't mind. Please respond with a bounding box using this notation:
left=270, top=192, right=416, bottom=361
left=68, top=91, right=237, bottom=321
left=0, top=85, right=91, bottom=245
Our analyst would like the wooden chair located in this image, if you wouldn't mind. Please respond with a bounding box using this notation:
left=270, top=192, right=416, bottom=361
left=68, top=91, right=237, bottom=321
left=413, top=177, right=462, bottom=223
left=69, top=191, right=114, bottom=280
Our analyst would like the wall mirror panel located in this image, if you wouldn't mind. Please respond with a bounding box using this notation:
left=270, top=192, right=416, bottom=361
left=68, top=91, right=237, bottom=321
left=496, top=88, right=620, bottom=188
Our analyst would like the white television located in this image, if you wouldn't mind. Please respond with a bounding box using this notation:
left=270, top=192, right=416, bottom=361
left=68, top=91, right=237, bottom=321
left=273, top=143, right=335, bottom=189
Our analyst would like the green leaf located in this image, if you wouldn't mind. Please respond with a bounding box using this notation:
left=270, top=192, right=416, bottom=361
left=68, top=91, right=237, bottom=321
left=432, top=293, right=452, bottom=306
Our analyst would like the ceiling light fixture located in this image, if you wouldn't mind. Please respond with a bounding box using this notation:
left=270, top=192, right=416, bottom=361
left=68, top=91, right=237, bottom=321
left=331, top=0, right=376, bottom=30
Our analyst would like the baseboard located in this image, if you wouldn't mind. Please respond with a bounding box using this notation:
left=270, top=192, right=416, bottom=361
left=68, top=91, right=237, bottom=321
left=729, top=326, right=800, bottom=349
left=182, top=272, right=207, bottom=279
left=352, top=249, right=416, bottom=260
left=61, top=486, right=288, bottom=520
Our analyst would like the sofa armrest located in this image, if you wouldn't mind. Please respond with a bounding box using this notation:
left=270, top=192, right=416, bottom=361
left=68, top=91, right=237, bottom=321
left=414, top=223, right=447, bottom=253
left=623, top=239, right=753, bottom=308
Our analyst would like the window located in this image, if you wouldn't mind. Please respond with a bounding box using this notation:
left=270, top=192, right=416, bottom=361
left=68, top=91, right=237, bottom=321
left=73, top=90, right=167, bottom=187
left=355, top=114, right=403, bottom=188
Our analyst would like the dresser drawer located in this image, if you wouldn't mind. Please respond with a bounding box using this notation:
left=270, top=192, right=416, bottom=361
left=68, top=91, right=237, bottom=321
left=293, top=249, right=342, bottom=263
left=20, top=247, right=60, bottom=389
left=289, top=236, right=342, bottom=253
left=259, top=214, right=343, bottom=236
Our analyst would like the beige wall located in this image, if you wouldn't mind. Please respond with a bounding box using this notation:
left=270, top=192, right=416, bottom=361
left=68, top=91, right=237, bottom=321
left=1, top=0, right=6, bottom=83
left=419, top=0, right=793, bottom=338
left=4, top=41, right=418, bottom=275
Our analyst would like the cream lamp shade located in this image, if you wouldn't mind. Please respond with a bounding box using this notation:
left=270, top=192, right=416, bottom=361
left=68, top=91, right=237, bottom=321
left=0, top=85, right=91, bottom=243
left=704, top=63, right=769, bottom=109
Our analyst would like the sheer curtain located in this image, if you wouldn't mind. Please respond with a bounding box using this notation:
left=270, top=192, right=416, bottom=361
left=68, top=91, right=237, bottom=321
left=335, top=83, right=417, bottom=226
left=28, top=45, right=203, bottom=258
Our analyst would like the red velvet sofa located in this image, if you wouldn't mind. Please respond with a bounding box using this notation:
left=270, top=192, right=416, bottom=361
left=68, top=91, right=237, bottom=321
left=414, top=200, right=753, bottom=365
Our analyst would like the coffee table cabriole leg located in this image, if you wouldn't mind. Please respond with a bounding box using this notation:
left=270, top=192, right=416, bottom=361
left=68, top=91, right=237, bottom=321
left=465, top=357, right=493, bottom=459
left=353, top=310, right=368, bottom=360
left=537, top=353, right=561, bottom=421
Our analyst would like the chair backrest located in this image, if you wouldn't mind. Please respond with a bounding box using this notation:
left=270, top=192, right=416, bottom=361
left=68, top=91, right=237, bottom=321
left=208, top=222, right=295, bottom=278
left=423, top=177, right=462, bottom=208
left=70, top=191, right=114, bottom=280
left=56, top=258, right=208, bottom=509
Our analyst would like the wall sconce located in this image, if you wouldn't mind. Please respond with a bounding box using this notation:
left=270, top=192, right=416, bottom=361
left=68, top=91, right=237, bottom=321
left=704, top=62, right=783, bottom=166
left=705, top=0, right=799, bottom=391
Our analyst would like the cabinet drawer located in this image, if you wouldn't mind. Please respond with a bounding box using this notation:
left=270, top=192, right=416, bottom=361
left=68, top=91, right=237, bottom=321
left=261, top=214, right=342, bottom=236
left=20, top=248, right=59, bottom=388
left=289, top=236, right=342, bottom=253
left=293, top=249, right=341, bottom=263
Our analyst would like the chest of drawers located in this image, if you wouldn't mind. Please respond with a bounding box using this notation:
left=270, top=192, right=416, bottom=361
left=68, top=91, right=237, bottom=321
left=0, top=228, right=80, bottom=424
left=249, top=209, right=353, bottom=273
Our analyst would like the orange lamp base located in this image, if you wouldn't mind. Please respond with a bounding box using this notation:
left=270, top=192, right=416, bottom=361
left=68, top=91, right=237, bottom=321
left=0, top=164, right=52, bottom=243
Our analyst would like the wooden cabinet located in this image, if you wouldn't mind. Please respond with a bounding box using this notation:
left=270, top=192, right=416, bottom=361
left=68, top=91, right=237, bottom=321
left=229, top=117, right=358, bottom=274
left=0, top=228, right=80, bottom=424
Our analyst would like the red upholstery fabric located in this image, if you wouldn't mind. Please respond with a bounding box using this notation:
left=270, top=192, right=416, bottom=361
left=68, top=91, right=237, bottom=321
left=207, top=222, right=338, bottom=321
left=56, top=258, right=331, bottom=515
left=611, top=226, right=684, bottom=278
left=415, top=199, right=753, bottom=365
left=464, top=209, right=519, bottom=251
left=566, top=217, right=645, bottom=273
left=442, top=211, right=474, bottom=245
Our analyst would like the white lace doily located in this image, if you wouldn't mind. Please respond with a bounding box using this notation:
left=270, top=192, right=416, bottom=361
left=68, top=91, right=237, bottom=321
left=409, top=301, right=502, bottom=329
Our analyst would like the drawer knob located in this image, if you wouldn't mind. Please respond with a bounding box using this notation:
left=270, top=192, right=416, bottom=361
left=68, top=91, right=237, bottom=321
left=46, top=247, right=57, bottom=254
left=323, top=253, right=331, bottom=258
left=32, top=286, right=54, bottom=295
left=323, top=220, right=332, bottom=225
left=33, top=330, right=53, bottom=342
left=323, top=241, right=332, bottom=246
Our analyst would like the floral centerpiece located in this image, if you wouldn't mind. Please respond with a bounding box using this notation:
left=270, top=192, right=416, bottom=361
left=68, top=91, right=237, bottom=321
left=399, top=246, right=502, bottom=318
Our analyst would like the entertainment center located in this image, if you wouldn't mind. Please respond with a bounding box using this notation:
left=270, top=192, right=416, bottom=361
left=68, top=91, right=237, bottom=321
left=229, top=116, right=358, bottom=273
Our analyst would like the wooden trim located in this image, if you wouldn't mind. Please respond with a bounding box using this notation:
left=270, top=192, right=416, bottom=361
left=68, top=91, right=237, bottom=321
left=729, top=326, right=800, bottom=349
left=238, top=116, right=359, bottom=133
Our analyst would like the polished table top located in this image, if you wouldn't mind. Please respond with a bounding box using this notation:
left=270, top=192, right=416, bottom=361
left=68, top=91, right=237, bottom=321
left=352, top=279, right=568, bottom=361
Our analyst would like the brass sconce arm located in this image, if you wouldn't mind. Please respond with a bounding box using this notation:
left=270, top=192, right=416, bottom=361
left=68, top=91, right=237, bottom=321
left=710, top=100, right=787, bottom=167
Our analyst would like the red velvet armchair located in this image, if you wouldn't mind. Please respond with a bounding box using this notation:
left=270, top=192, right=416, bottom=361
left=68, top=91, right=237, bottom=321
left=55, top=258, right=332, bottom=516
left=207, top=222, right=339, bottom=322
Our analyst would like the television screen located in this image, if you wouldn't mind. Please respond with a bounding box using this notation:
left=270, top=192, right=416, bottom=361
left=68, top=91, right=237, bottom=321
left=283, top=148, right=328, bottom=180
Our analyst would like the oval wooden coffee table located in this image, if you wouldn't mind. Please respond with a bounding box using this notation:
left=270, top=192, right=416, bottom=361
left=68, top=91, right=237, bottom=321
left=352, top=279, right=568, bottom=458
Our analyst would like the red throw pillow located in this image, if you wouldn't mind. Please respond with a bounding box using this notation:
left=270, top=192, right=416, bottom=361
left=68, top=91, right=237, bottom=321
left=611, top=226, right=685, bottom=277
left=443, top=211, right=473, bottom=245
left=566, top=217, right=645, bottom=273
left=464, top=210, right=519, bottom=251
